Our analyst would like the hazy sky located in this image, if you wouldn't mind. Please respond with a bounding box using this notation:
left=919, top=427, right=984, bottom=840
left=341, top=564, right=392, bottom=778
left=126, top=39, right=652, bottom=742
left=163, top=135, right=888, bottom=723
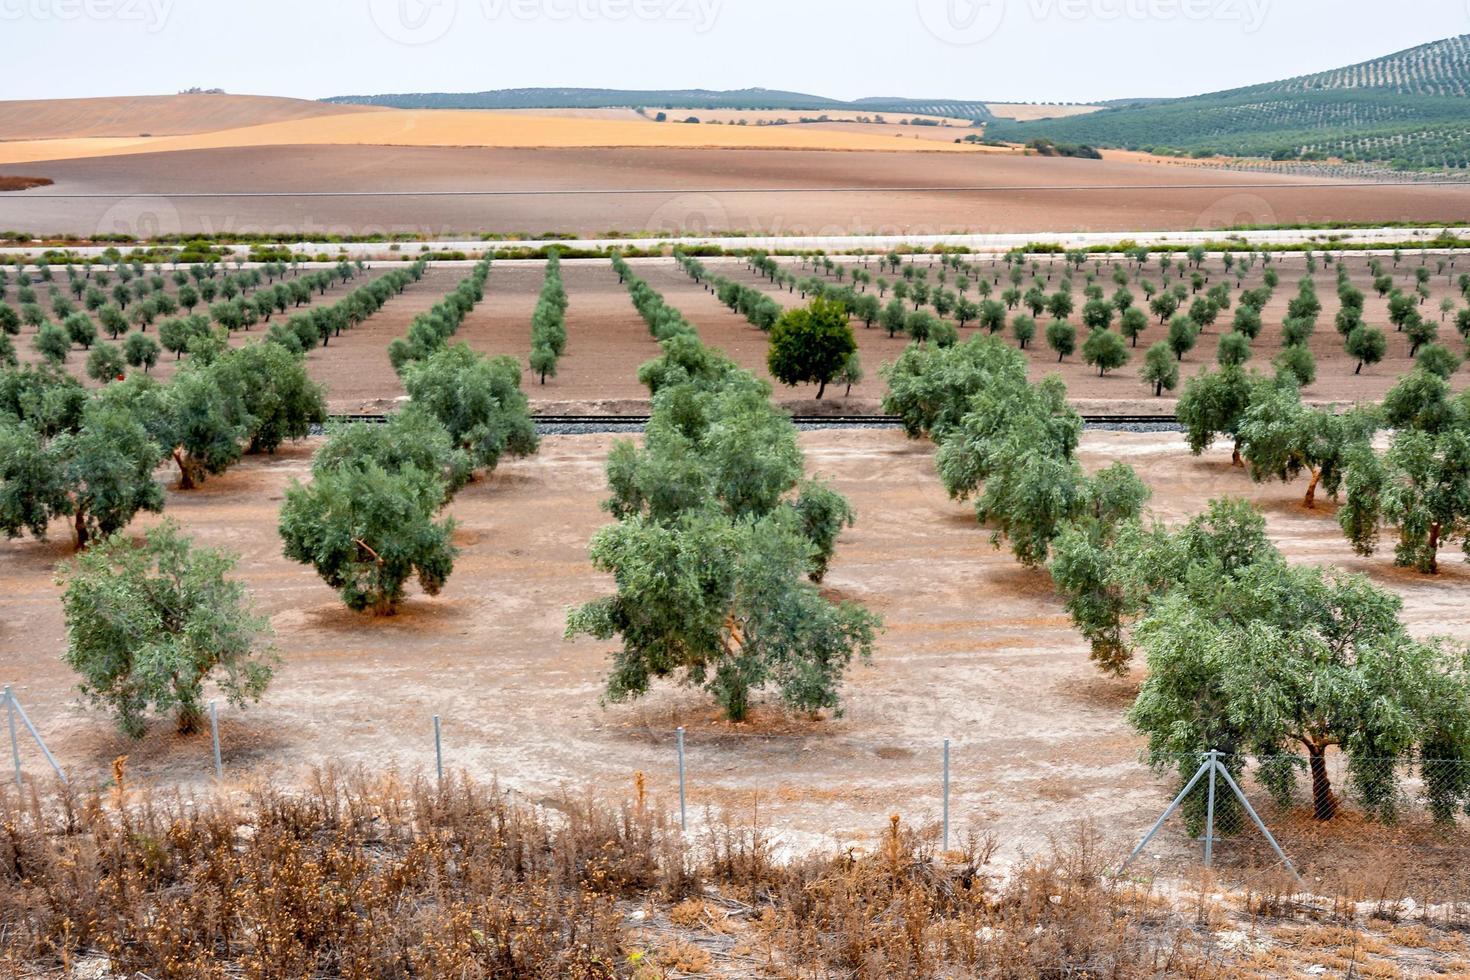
left=3, top=0, right=1468, bottom=104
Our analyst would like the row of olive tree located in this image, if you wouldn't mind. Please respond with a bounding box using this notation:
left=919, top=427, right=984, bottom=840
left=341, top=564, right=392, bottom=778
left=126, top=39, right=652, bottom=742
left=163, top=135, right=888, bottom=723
left=280, top=258, right=538, bottom=615
left=530, top=251, right=568, bottom=384
left=566, top=258, right=879, bottom=722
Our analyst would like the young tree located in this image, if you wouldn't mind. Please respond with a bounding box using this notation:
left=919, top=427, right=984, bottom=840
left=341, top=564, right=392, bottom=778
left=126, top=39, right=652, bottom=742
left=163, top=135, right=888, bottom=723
left=33, top=323, right=69, bottom=365
left=766, top=297, right=858, bottom=400
left=1273, top=344, right=1317, bottom=388
left=1081, top=328, right=1129, bottom=377
left=85, top=342, right=126, bottom=383
left=1166, top=315, right=1198, bottom=361
left=59, top=522, right=274, bottom=738
left=1346, top=325, right=1388, bottom=375
left=1119, top=305, right=1148, bottom=347
left=1216, top=331, right=1252, bottom=368
left=1045, top=319, right=1076, bottom=362
left=1141, top=342, right=1179, bottom=397
left=123, top=331, right=161, bottom=373
left=1011, top=314, right=1036, bottom=350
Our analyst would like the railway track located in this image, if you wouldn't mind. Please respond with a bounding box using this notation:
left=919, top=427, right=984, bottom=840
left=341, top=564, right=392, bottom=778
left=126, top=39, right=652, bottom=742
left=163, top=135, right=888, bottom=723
left=325, top=413, right=1182, bottom=429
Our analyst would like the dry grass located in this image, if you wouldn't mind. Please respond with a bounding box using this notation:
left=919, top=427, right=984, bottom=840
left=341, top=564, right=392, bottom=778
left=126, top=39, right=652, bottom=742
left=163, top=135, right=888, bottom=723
left=2, top=769, right=1468, bottom=977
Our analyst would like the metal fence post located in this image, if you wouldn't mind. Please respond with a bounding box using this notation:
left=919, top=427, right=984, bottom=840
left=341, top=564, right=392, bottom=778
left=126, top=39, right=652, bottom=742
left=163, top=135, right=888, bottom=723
left=676, top=727, right=687, bottom=833
left=942, top=739, right=951, bottom=854
left=5, top=688, right=18, bottom=788
left=1204, top=750, right=1219, bottom=868
left=433, top=715, right=443, bottom=786
left=209, top=700, right=223, bottom=780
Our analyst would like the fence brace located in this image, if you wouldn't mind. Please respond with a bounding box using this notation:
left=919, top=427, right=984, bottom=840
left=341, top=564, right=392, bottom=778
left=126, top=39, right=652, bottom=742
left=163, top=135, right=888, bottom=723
left=1120, top=750, right=1301, bottom=885
left=3, top=686, right=67, bottom=787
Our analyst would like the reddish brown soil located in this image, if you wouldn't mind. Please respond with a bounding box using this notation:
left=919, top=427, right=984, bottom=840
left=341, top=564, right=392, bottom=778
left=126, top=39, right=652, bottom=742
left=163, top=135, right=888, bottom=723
left=0, top=176, right=52, bottom=192
left=2, top=430, right=1467, bottom=865
left=0, top=95, right=384, bottom=141
left=8, top=145, right=1470, bottom=238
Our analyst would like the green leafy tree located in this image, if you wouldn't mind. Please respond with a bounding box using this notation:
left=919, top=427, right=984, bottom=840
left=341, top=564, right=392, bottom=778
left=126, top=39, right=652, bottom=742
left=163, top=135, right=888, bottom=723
left=880, top=334, right=1030, bottom=440
left=1216, top=331, right=1252, bottom=368
left=1081, top=328, right=1129, bottom=377
left=217, top=342, right=327, bottom=454
left=0, top=400, right=164, bottom=548
left=1129, top=560, right=1470, bottom=821
left=33, top=323, right=70, bottom=365
left=1238, top=385, right=1377, bottom=508
left=1340, top=428, right=1470, bottom=574
left=766, top=297, right=858, bottom=400
left=1166, top=315, right=1198, bottom=361
left=1119, top=306, right=1148, bottom=347
left=85, top=342, right=126, bottom=383
left=1177, top=367, right=1263, bottom=466
left=59, top=522, right=275, bottom=738
left=123, top=331, right=160, bottom=373
left=1417, top=343, right=1462, bottom=379
left=280, top=460, right=458, bottom=615
left=401, top=344, right=539, bottom=474
left=1141, top=342, right=1179, bottom=397
left=1346, top=326, right=1388, bottom=375
left=1011, top=314, right=1036, bottom=350
left=1045, top=319, right=1076, bottom=362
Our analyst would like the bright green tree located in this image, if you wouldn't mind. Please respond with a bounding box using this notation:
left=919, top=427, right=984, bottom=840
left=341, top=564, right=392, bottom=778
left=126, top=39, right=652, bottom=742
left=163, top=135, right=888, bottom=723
left=766, top=297, right=857, bottom=400
left=59, top=521, right=275, bottom=738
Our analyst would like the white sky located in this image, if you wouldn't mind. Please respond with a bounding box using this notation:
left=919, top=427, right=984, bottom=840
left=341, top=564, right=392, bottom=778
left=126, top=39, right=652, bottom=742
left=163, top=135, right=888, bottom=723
left=1, top=0, right=1467, bottom=104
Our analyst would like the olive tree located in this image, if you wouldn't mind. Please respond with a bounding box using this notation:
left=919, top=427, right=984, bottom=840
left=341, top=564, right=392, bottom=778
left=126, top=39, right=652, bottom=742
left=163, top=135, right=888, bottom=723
left=1129, top=561, right=1470, bottom=822
left=279, top=460, right=458, bottom=615
left=60, top=521, right=274, bottom=738
left=1237, top=384, right=1377, bottom=508
left=1340, top=427, right=1470, bottom=574
left=402, top=344, right=539, bottom=474
left=766, top=297, right=857, bottom=400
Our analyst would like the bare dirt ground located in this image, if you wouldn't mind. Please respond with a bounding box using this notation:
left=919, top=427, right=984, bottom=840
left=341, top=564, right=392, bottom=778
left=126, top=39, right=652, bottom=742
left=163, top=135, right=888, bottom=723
left=8, top=145, right=1470, bottom=239
left=2, top=429, right=1467, bottom=873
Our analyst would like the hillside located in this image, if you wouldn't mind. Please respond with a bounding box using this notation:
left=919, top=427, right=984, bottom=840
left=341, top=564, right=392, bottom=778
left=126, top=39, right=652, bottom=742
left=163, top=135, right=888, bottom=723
left=0, top=93, right=385, bottom=141
left=325, top=86, right=997, bottom=122
left=987, top=35, right=1470, bottom=169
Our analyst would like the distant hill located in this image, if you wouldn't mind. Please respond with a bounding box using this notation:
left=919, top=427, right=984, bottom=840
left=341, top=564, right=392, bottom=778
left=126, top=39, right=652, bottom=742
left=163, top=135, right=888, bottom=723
left=324, top=87, right=996, bottom=122
left=987, top=35, right=1470, bottom=170
left=0, top=94, right=385, bottom=141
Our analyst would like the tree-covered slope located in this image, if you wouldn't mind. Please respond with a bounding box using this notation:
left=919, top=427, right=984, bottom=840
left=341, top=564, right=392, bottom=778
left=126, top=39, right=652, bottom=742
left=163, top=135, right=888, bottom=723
left=988, top=35, right=1470, bottom=169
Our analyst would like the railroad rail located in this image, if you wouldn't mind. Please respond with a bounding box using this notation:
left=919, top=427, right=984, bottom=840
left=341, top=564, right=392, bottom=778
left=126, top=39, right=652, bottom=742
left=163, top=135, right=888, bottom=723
left=324, top=413, right=1182, bottom=428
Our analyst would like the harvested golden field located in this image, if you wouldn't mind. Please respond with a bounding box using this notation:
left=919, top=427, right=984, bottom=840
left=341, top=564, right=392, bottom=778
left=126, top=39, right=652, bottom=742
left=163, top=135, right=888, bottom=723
left=0, top=108, right=990, bottom=166
left=0, top=93, right=385, bottom=140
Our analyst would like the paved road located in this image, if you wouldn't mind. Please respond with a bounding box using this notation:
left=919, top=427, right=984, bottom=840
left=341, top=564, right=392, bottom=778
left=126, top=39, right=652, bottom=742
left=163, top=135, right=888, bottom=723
left=2, top=225, right=1467, bottom=260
